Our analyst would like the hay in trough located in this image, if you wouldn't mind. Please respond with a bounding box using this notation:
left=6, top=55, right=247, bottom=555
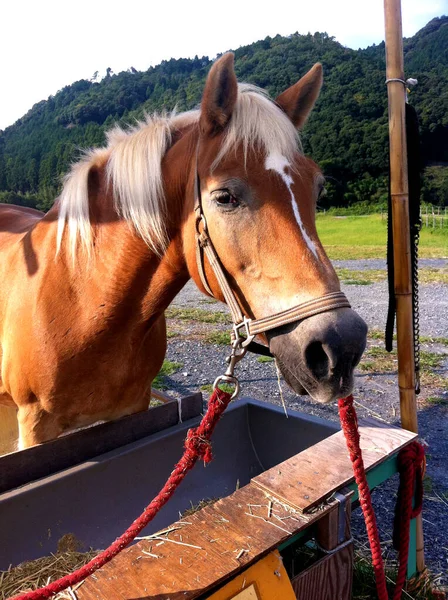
left=181, top=497, right=219, bottom=518
left=0, top=548, right=99, bottom=600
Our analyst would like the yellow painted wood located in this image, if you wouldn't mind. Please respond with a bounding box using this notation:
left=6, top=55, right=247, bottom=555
left=206, top=551, right=296, bottom=600
left=0, top=405, right=18, bottom=455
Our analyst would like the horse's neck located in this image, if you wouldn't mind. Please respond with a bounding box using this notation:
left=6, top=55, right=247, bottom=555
left=77, top=223, right=189, bottom=326
left=42, top=175, right=190, bottom=330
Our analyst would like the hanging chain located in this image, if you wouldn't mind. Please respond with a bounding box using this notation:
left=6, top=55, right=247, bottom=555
left=411, top=221, right=421, bottom=394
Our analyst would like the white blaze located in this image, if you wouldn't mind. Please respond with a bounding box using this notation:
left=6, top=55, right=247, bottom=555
left=265, top=153, right=318, bottom=258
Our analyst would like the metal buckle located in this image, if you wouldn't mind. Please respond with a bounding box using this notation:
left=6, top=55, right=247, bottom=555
left=233, top=316, right=255, bottom=348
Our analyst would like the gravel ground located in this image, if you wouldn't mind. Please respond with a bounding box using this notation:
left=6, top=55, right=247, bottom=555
left=164, top=258, right=448, bottom=585
left=172, top=259, right=448, bottom=337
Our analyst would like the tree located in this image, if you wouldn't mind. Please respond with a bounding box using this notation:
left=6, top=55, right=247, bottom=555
left=0, top=17, right=446, bottom=208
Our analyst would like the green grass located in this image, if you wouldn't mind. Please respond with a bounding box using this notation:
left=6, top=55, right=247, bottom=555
left=352, top=553, right=442, bottom=599
left=360, top=346, right=446, bottom=370
left=420, top=336, right=448, bottom=345
left=149, top=398, right=164, bottom=407
left=368, top=330, right=448, bottom=346
left=256, top=356, right=275, bottom=363
left=336, top=267, right=448, bottom=285
left=423, top=475, right=434, bottom=494
left=204, top=331, right=231, bottom=345
left=359, top=344, right=448, bottom=389
left=426, top=395, right=448, bottom=405
left=152, top=360, right=183, bottom=390
left=316, top=214, right=448, bottom=260
left=342, top=278, right=373, bottom=285
left=419, top=268, right=448, bottom=284
left=420, top=350, right=446, bottom=370
left=200, top=382, right=235, bottom=395
left=368, top=329, right=387, bottom=340
left=165, top=307, right=230, bottom=324
left=336, top=268, right=386, bottom=284
left=200, top=384, right=214, bottom=394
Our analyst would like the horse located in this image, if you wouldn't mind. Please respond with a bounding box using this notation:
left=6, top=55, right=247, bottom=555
left=0, top=53, right=367, bottom=450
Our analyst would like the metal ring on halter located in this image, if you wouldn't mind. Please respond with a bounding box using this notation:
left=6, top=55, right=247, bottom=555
left=213, top=375, right=240, bottom=399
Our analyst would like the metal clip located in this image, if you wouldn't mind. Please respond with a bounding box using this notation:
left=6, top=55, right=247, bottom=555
left=213, top=327, right=249, bottom=399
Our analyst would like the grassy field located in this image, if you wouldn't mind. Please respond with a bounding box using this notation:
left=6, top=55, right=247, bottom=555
left=336, top=267, right=448, bottom=285
left=316, top=214, right=448, bottom=260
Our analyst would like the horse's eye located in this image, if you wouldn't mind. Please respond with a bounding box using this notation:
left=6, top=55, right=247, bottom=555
left=214, top=191, right=240, bottom=208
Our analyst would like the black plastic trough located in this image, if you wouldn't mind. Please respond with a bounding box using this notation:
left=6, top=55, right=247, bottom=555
left=0, top=397, right=338, bottom=570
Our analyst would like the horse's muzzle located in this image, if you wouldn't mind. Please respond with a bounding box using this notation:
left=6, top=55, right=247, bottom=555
left=267, top=307, right=368, bottom=403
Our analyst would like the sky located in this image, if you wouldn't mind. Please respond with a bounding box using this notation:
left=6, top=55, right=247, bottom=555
left=0, top=0, right=446, bottom=130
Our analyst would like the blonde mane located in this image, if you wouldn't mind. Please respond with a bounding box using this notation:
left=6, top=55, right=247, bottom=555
left=57, top=83, right=301, bottom=258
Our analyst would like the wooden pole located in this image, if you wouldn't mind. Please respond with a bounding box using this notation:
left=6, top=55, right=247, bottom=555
left=384, top=0, right=425, bottom=573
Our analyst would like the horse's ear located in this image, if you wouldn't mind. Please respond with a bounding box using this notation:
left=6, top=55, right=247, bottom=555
left=276, top=63, right=323, bottom=129
left=200, top=53, right=238, bottom=136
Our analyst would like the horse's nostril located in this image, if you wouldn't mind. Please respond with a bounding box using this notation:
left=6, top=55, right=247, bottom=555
left=305, top=341, right=329, bottom=378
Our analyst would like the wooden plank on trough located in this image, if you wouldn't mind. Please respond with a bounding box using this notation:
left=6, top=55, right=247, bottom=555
left=252, top=417, right=417, bottom=513
left=76, top=482, right=335, bottom=600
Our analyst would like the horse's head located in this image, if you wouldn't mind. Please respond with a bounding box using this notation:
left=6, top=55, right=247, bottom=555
left=183, top=53, right=367, bottom=403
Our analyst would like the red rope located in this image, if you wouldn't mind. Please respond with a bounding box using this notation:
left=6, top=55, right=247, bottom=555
left=338, top=395, right=389, bottom=600
left=338, top=395, right=424, bottom=600
left=392, top=441, right=425, bottom=600
left=11, top=388, right=232, bottom=600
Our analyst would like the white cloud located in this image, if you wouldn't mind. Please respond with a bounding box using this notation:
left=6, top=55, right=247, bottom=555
left=0, top=0, right=445, bottom=129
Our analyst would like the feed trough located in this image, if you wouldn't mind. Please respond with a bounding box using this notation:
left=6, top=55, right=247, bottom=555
left=0, top=395, right=339, bottom=570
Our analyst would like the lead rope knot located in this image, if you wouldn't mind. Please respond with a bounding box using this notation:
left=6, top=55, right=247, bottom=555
left=183, top=386, right=233, bottom=466
left=184, top=429, right=213, bottom=463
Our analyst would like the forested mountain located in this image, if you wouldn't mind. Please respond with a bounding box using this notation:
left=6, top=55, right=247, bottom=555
left=0, top=16, right=447, bottom=211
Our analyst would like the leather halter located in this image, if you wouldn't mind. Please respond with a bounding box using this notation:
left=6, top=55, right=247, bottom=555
left=193, top=148, right=351, bottom=394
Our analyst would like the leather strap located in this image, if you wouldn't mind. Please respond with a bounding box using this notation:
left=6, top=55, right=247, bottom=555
left=246, top=340, right=273, bottom=357
left=247, top=291, right=351, bottom=335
